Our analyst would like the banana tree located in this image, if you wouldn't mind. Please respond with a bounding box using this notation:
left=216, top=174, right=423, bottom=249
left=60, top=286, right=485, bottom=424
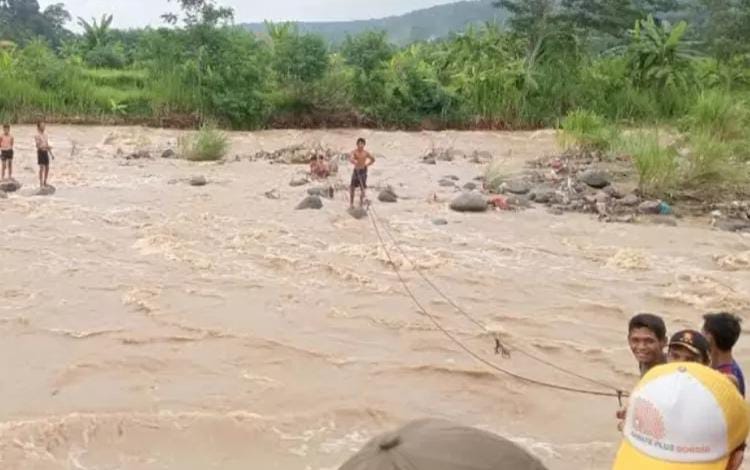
left=77, top=14, right=113, bottom=50
left=625, top=15, right=698, bottom=90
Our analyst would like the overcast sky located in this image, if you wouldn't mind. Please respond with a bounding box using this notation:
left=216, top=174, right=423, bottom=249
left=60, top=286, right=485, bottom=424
left=40, top=0, right=460, bottom=29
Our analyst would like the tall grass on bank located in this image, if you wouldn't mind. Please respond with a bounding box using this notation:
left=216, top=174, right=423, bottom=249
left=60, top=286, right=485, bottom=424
left=557, top=109, right=620, bottom=154
left=484, top=157, right=513, bottom=193
left=178, top=124, right=229, bottom=161
left=617, top=131, right=678, bottom=197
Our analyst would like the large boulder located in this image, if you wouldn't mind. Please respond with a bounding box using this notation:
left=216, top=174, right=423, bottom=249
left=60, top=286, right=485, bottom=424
left=0, top=179, right=21, bottom=193
left=378, top=187, right=398, bottom=203
left=35, top=185, right=56, bottom=196
left=450, top=192, right=488, bottom=213
left=289, top=176, right=309, bottom=187
left=529, top=186, right=557, bottom=204
left=348, top=207, right=368, bottom=220
left=620, top=194, right=640, bottom=207
left=296, top=196, right=323, bottom=210
left=463, top=182, right=478, bottom=191
left=580, top=169, right=611, bottom=189
left=189, top=175, right=207, bottom=186
left=715, top=218, right=750, bottom=233
left=308, top=186, right=334, bottom=199
left=505, top=179, right=532, bottom=195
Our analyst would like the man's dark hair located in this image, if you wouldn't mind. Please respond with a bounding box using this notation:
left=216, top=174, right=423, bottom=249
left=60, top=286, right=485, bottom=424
left=629, top=313, right=667, bottom=340
left=703, top=312, right=743, bottom=352
left=357, top=138, right=366, bottom=145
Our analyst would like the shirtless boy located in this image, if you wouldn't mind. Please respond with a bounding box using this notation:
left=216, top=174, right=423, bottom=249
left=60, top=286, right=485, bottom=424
left=349, top=138, right=375, bottom=209
left=0, top=124, right=14, bottom=180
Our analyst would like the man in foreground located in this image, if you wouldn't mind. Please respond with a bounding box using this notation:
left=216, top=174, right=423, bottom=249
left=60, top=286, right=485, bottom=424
left=628, top=313, right=668, bottom=377
left=349, top=137, right=375, bottom=209
left=613, top=362, right=749, bottom=470
left=703, top=312, right=746, bottom=396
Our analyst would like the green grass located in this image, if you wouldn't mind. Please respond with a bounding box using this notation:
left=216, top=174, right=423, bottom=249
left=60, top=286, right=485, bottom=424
left=81, top=68, right=148, bottom=88
left=557, top=109, right=620, bottom=154
left=617, top=130, right=678, bottom=197
left=483, top=157, right=512, bottom=193
left=178, top=124, right=230, bottom=161
left=683, top=131, right=749, bottom=188
left=682, top=90, right=750, bottom=141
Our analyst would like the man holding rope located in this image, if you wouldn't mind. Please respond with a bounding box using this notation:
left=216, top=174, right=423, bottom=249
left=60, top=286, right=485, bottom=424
left=349, top=137, right=375, bottom=209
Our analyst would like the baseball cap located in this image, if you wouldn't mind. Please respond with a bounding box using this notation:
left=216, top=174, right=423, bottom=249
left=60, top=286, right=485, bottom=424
left=669, top=329, right=710, bottom=363
left=613, top=362, right=749, bottom=470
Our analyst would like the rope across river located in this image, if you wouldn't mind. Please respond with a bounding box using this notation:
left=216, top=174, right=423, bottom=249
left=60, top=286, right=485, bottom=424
left=346, top=168, right=628, bottom=401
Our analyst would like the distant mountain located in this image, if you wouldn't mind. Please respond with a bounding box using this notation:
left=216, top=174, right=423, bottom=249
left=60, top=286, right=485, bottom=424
left=242, top=1, right=505, bottom=46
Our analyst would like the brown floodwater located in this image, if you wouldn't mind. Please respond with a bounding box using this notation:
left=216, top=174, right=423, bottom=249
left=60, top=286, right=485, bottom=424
left=0, top=126, right=748, bottom=470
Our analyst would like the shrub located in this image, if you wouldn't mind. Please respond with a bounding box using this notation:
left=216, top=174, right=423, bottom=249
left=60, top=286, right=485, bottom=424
left=617, top=131, right=678, bottom=196
left=557, top=109, right=619, bottom=153
left=179, top=124, right=229, bottom=161
left=683, top=131, right=748, bottom=188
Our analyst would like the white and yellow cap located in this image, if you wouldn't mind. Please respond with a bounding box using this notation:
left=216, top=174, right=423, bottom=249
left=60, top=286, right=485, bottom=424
left=613, top=362, right=750, bottom=470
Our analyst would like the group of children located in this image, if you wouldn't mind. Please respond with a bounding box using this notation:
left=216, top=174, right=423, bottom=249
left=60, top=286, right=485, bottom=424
left=0, top=122, right=53, bottom=187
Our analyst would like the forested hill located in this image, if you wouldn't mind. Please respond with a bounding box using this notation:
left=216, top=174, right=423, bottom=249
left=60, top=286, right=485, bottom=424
left=241, top=0, right=505, bottom=45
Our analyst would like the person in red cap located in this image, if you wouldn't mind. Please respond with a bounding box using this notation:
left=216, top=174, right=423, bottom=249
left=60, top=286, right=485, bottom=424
left=667, top=329, right=711, bottom=365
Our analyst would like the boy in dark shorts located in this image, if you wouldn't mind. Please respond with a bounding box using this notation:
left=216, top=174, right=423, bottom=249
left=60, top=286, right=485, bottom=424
left=0, top=124, right=14, bottom=180
left=349, top=138, right=375, bottom=209
left=34, top=121, right=52, bottom=188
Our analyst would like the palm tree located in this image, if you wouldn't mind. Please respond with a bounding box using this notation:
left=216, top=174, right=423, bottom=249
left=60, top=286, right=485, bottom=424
left=77, top=14, right=113, bottom=50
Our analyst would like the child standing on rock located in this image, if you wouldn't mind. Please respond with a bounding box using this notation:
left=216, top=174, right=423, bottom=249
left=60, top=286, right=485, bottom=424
left=0, top=124, right=14, bottom=180
left=35, top=121, right=52, bottom=188
left=349, top=138, right=375, bottom=209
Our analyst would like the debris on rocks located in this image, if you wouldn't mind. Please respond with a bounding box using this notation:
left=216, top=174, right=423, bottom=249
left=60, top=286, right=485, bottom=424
left=252, top=144, right=340, bottom=165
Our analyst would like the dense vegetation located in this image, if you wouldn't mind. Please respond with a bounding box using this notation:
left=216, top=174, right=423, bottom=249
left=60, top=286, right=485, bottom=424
left=2, top=0, right=748, bottom=194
